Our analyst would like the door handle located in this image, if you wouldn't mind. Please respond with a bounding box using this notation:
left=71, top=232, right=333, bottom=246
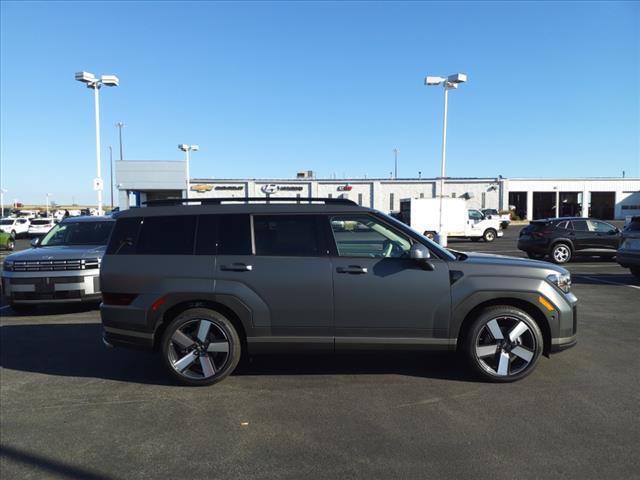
left=336, top=265, right=368, bottom=274
left=221, top=263, right=253, bottom=272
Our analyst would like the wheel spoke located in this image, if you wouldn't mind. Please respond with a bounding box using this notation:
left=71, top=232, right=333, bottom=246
left=173, top=351, right=198, bottom=372
left=197, top=320, right=212, bottom=342
left=200, top=356, right=216, bottom=377
left=511, top=346, right=534, bottom=363
left=207, top=341, right=230, bottom=353
left=487, top=319, right=504, bottom=340
left=508, top=321, right=529, bottom=342
left=497, top=351, right=510, bottom=376
left=476, top=344, right=498, bottom=358
left=172, top=330, right=195, bottom=349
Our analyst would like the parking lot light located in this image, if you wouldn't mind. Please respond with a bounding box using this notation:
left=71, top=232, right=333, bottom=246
left=75, top=71, right=120, bottom=216
left=178, top=144, right=199, bottom=198
left=424, top=72, right=467, bottom=247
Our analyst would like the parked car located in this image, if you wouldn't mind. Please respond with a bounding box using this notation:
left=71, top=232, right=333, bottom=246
left=101, top=197, right=577, bottom=386
left=0, top=217, right=30, bottom=238
left=27, top=217, right=55, bottom=237
left=0, top=230, right=15, bottom=251
left=2, top=216, right=115, bottom=312
left=617, top=216, right=640, bottom=280
left=481, top=208, right=511, bottom=229
left=517, top=217, right=621, bottom=264
left=399, top=197, right=503, bottom=242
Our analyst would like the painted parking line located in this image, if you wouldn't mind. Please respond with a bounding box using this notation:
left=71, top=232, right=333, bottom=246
left=574, top=275, right=640, bottom=290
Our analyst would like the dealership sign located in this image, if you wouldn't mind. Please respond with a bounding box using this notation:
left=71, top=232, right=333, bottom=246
left=215, top=185, right=244, bottom=191
left=337, top=185, right=353, bottom=191
left=190, top=184, right=213, bottom=193
left=260, top=184, right=304, bottom=194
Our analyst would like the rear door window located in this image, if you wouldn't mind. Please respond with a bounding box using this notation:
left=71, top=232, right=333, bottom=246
left=195, top=214, right=251, bottom=255
left=253, top=215, right=324, bottom=257
left=571, top=220, right=588, bottom=231
left=136, top=216, right=197, bottom=255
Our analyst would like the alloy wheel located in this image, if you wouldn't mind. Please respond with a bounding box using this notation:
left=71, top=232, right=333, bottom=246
left=474, top=315, right=537, bottom=377
left=167, top=319, right=231, bottom=380
left=553, top=245, right=571, bottom=263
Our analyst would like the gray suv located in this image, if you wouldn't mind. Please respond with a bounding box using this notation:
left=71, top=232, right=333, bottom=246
left=100, top=198, right=577, bottom=385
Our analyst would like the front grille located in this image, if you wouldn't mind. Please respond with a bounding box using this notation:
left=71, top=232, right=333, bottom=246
left=10, top=258, right=100, bottom=272
left=10, top=276, right=84, bottom=285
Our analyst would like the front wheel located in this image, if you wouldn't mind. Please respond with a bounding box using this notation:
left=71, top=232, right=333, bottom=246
left=483, top=229, right=497, bottom=242
left=5, top=238, right=15, bottom=250
left=551, top=243, right=572, bottom=264
left=161, top=308, right=241, bottom=386
left=463, top=306, right=543, bottom=382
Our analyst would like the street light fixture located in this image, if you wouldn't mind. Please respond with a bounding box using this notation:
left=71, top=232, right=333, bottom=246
left=178, top=144, right=199, bottom=198
left=75, top=71, right=120, bottom=215
left=424, top=72, right=467, bottom=246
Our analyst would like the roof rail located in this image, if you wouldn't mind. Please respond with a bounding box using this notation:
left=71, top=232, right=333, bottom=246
left=143, top=197, right=358, bottom=206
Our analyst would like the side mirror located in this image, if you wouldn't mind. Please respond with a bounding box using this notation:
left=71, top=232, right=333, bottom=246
left=410, top=243, right=434, bottom=270
left=31, top=237, right=40, bottom=247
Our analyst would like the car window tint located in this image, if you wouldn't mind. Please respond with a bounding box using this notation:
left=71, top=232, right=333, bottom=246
left=589, top=220, right=615, bottom=233
left=106, top=217, right=142, bottom=254
left=254, top=215, right=321, bottom=256
left=137, top=215, right=197, bottom=255
left=330, top=215, right=411, bottom=258
left=195, top=214, right=251, bottom=255
left=572, top=220, right=588, bottom=231
left=468, top=210, right=483, bottom=220
left=555, top=221, right=568, bottom=229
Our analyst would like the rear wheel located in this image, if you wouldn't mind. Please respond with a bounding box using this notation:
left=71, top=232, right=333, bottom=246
left=161, top=308, right=241, bottom=386
left=483, top=229, right=497, bottom=242
left=463, top=306, right=543, bottom=382
left=551, top=243, right=572, bottom=264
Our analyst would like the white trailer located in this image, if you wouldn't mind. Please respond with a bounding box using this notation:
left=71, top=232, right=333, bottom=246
left=399, top=197, right=503, bottom=242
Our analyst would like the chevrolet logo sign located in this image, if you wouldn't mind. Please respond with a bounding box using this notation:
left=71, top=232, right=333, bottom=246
left=190, top=184, right=213, bottom=193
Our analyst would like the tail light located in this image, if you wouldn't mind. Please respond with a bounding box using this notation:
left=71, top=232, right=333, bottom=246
left=102, top=293, right=137, bottom=305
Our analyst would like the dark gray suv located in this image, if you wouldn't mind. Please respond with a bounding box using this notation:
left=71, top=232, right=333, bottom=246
left=100, top=198, right=577, bottom=385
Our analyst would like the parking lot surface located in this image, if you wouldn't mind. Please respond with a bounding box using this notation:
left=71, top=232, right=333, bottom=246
left=1, top=227, right=638, bottom=479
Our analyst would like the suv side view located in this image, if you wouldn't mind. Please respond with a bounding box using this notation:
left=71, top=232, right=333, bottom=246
left=101, top=198, right=577, bottom=385
left=517, top=217, right=621, bottom=264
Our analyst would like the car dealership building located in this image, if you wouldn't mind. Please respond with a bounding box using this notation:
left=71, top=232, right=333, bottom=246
left=115, top=161, right=640, bottom=220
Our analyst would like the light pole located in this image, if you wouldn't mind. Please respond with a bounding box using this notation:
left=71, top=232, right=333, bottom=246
left=116, top=122, right=125, bottom=161
left=109, top=146, right=114, bottom=210
left=178, top=144, right=199, bottom=198
left=425, top=73, right=467, bottom=246
left=75, top=71, right=119, bottom=215
left=393, top=148, right=399, bottom=179
left=45, top=193, right=52, bottom=217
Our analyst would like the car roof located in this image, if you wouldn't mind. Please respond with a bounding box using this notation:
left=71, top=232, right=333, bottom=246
left=60, top=215, right=115, bottom=224
left=117, top=203, right=372, bottom=218
left=533, top=217, right=611, bottom=223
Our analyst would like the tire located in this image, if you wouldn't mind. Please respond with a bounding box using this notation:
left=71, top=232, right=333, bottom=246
left=160, top=308, right=241, bottom=386
left=463, top=306, right=543, bottom=382
left=483, top=229, right=497, bottom=242
left=423, top=231, right=436, bottom=240
left=630, top=267, right=640, bottom=281
left=10, top=303, right=36, bottom=315
left=5, top=238, right=15, bottom=250
left=550, top=243, right=572, bottom=264
left=526, top=252, right=545, bottom=260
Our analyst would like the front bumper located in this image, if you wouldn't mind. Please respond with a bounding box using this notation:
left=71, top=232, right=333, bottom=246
left=2, top=270, right=101, bottom=303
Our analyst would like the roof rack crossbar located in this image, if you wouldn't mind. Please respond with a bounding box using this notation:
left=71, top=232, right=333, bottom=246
left=143, top=197, right=357, bottom=206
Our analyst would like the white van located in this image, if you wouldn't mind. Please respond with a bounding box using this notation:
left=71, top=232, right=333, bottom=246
left=399, top=197, right=503, bottom=242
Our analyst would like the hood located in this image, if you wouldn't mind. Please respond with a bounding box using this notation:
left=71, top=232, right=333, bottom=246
left=5, top=245, right=107, bottom=262
left=457, top=251, right=568, bottom=275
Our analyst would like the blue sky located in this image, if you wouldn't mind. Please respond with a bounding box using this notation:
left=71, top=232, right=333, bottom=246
left=1, top=1, right=638, bottom=205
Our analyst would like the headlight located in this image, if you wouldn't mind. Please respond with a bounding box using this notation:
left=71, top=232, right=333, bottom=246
left=547, top=272, right=571, bottom=293
left=3, top=260, right=14, bottom=272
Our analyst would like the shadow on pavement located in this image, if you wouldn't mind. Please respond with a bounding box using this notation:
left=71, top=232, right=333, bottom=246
left=572, top=273, right=639, bottom=286
left=0, top=444, right=116, bottom=480
left=0, top=302, right=101, bottom=317
left=0, top=322, right=477, bottom=385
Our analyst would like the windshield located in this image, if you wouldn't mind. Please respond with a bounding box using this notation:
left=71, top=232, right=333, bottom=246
left=40, top=221, right=114, bottom=247
left=376, top=211, right=457, bottom=261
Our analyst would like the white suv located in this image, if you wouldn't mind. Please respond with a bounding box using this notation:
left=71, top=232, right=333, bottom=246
left=0, top=218, right=30, bottom=238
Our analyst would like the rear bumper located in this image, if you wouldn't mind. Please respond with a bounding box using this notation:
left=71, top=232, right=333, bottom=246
left=103, top=327, right=154, bottom=350
left=616, top=249, right=640, bottom=268
left=101, top=302, right=156, bottom=350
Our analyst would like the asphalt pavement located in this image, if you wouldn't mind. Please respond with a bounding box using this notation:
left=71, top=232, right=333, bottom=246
left=1, top=226, right=638, bottom=479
